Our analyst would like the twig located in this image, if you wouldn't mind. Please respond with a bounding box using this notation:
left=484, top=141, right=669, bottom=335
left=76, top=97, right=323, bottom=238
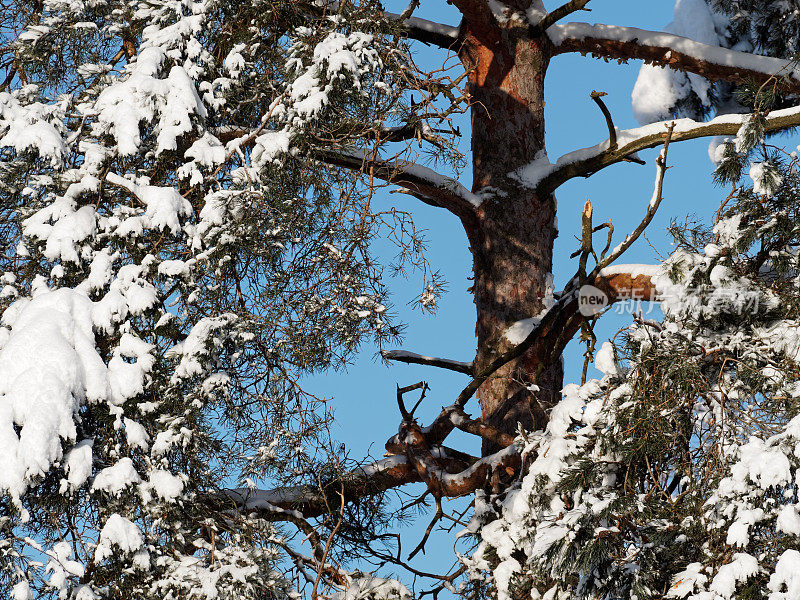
left=408, top=497, right=443, bottom=559
left=595, top=122, right=675, bottom=273
left=397, top=381, right=428, bottom=420
left=590, top=91, right=617, bottom=150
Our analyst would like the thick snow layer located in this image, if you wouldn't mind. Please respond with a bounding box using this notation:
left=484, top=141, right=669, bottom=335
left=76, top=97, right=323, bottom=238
left=94, top=47, right=206, bottom=156
left=105, top=173, right=193, bottom=234
left=23, top=197, right=97, bottom=264
left=0, top=289, right=107, bottom=506
left=123, top=418, right=150, bottom=450
left=594, top=342, right=619, bottom=377
left=91, top=457, right=142, bottom=495
left=11, top=581, right=33, bottom=600
left=710, top=553, right=759, bottom=598
left=630, top=0, right=720, bottom=124
left=0, top=92, right=67, bottom=166
left=95, top=513, right=145, bottom=562
left=61, top=439, right=94, bottom=492
left=768, top=550, right=800, bottom=600
left=146, top=469, right=184, bottom=502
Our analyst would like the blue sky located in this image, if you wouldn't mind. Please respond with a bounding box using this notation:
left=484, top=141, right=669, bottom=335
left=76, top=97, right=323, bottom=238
left=301, top=0, right=786, bottom=589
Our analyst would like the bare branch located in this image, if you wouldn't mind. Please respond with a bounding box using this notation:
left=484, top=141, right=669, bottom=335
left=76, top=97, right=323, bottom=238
left=550, top=22, right=800, bottom=93
left=590, top=91, right=616, bottom=150
left=595, top=123, right=674, bottom=271
left=515, top=104, right=800, bottom=194
left=381, top=349, right=474, bottom=375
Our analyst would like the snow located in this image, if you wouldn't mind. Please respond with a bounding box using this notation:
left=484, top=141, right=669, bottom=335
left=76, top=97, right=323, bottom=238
left=598, top=263, right=662, bottom=279
left=768, top=550, right=800, bottom=600
left=502, top=275, right=555, bottom=344
left=91, top=457, right=142, bottom=495
left=333, top=574, right=411, bottom=600
left=252, top=130, right=292, bottom=168
left=124, top=418, right=150, bottom=450
left=512, top=104, right=800, bottom=190
left=548, top=22, right=798, bottom=82
left=667, top=563, right=708, bottom=598
left=750, top=161, right=783, bottom=197
left=0, top=92, right=67, bottom=166
left=400, top=16, right=459, bottom=42
left=45, top=541, right=85, bottom=592
left=167, top=314, right=237, bottom=382
left=336, top=148, right=482, bottom=207
left=0, top=289, right=107, bottom=507
left=492, top=557, right=521, bottom=600
left=775, top=505, right=800, bottom=536
left=709, top=553, right=759, bottom=598
left=630, top=0, right=721, bottom=124
left=503, top=317, right=540, bottom=345
left=11, top=581, right=33, bottom=600
left=94, top=47, right=206, bottom=155
left=95, top=513, right=145, bottom=562
left=713, top=214, right=743, bottom=247
left=146, top=469, right=184, bottom=502
left=105, top=173, right=193, bottom=234
left=594, top=341, right=619, bottom=377
left=61, top=439, right=94, bottom=492
left=381, top=349, right=473, bottom=372
left=23, top=197, right=97, bottom=264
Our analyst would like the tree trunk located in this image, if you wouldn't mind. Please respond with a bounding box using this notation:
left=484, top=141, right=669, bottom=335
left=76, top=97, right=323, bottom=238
left=458, top=22, right=561, bottom=455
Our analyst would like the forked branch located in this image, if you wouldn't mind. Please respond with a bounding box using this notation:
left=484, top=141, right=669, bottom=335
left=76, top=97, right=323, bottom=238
left=530, top=0, right=591, bottom=37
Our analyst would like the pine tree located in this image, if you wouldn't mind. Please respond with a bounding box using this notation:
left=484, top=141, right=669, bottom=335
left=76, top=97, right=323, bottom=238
left=2, top=1, right=800, bottom=599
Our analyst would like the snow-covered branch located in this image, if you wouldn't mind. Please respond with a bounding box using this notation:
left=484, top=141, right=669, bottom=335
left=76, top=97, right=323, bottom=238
left=516, top=104, right=800, bottom=193
left=391, top=14, right=460, bottom=48
left=316, top=148, right=481, bottom=218
left=381, top=349, right=474, bottom=375
left=226, top=456, right=419, bottom=519
left=549, top=22, right=800, bottom=92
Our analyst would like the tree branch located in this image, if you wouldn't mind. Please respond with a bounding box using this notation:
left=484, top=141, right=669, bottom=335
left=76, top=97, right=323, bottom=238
left=530, top=0, right=591, bottom=37
left=550, top=22, right=800, bottom=93
left=226, top=456, right=420, bottom=519
left=514, top=105, right=800, bottom=194
left=393, top=15, right=461, bottom=49
left=316, top=148, right=480, bottom=220
left=590, top=91, right=616, bottom=150
left=381, top=349, right=474, bottom=375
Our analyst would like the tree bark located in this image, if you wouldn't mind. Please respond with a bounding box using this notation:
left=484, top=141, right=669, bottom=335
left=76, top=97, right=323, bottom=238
left=458, top=22, right=560, bottom=454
